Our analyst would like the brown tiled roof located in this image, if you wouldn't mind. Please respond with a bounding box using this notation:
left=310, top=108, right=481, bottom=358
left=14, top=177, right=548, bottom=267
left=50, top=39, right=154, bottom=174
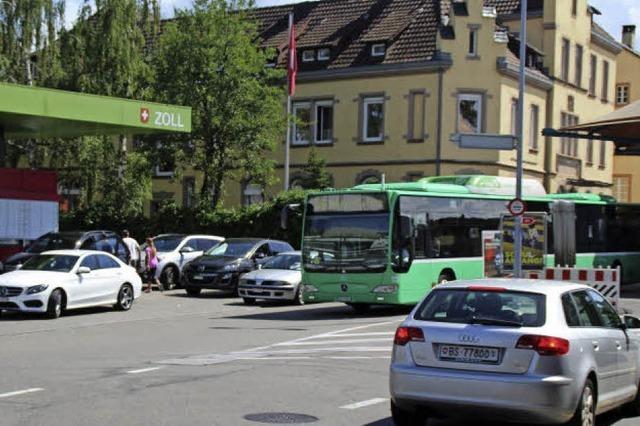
left=248, top=0, right=441, bottom=70
left=484, top=0, right=543, bottom=16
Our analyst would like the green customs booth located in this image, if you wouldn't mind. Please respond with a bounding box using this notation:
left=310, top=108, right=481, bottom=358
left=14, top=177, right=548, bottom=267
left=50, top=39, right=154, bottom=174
left=0, top=82, right=191, bottom=245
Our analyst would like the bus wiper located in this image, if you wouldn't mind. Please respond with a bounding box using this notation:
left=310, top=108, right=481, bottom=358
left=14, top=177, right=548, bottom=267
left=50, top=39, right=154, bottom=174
left=467, top=316, right=523, bottom=327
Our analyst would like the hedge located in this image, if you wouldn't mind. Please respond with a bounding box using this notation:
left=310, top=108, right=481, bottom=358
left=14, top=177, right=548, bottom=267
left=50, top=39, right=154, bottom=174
left=60, top=190, right=306, bottom=248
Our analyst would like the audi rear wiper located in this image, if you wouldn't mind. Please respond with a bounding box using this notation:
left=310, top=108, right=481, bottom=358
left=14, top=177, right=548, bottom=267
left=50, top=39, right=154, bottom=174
left=467, top=316, right=523, bottom=327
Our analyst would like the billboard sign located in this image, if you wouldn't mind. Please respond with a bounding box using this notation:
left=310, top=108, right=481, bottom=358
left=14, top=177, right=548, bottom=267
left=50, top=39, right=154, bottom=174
left=501, top=212, right=547, bottom=271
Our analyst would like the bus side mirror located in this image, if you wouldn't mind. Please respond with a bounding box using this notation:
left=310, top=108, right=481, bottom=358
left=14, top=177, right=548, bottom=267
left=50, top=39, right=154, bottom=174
left=399, top=215, right=414, bottom=240
left=280, top=203, right=301, bottom=230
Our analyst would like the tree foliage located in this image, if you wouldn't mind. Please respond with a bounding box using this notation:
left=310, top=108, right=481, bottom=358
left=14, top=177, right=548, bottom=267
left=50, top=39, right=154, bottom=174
left=151, top=0, right=286, bottom=208
left=299, top=147, right=332, bottom=190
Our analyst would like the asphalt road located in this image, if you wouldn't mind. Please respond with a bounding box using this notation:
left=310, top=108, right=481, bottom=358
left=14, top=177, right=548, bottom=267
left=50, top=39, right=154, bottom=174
left=1, top=285, right=640, bottom=426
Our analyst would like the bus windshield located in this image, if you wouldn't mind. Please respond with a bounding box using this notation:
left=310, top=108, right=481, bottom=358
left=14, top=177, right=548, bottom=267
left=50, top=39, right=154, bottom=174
left=303, top=193, right=389, bottom=273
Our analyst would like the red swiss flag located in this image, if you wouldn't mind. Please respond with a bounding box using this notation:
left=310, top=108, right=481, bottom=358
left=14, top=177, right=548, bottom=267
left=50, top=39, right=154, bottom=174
left=140, top=108, right=150, bottom=123
left=287, top=17, right=297, bottom=96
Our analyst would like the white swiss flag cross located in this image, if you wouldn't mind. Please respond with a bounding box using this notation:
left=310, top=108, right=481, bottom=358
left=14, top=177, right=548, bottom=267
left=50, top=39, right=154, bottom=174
left=140, top=108, right=150, bottom=123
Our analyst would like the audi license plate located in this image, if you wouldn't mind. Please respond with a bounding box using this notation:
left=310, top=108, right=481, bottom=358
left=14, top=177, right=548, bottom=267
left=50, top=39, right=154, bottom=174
left=439, top=345, right=500, bottom=364
left=193, top=275, right=203, bottom=281
left=0, top=297, right=8, bottom=301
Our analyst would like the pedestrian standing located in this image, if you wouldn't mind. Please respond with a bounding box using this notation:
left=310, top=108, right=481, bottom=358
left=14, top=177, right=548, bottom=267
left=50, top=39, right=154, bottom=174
left=145, top=237, right=162, bottom=293
left=122, top=230, right=141, bottom=269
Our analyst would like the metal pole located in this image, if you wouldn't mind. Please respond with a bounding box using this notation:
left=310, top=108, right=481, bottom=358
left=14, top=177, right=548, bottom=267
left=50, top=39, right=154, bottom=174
left=284, top=12, right=293, bottom=191
left=514, top=0, right=527, bottom=278
left=0, top=126, right=5, bottom=168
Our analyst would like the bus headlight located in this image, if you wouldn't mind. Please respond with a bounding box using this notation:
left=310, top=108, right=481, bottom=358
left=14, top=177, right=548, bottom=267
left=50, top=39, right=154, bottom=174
left=372, top=285, right=398, bottom=294
left=303, top=284, right=319, bottom=293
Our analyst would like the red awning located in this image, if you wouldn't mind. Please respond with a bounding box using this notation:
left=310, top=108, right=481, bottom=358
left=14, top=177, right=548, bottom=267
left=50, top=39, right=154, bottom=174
left=0, top=168, right=59, bottom=202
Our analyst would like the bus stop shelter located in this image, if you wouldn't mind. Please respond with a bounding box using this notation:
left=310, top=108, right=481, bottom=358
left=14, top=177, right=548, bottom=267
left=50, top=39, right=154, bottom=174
left=543, top=99, right=640, bottom=154
left=0, top=82, right=191, bottom=163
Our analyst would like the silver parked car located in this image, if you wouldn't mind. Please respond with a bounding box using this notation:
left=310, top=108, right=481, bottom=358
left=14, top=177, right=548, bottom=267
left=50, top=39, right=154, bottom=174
left=238, top=251, right=302, bottom=305
left=389, top=279, right=640, bottom=425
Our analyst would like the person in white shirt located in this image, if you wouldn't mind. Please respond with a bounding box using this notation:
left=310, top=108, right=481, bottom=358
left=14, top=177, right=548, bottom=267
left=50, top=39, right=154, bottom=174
left=122, top=230, right=141, bottom=268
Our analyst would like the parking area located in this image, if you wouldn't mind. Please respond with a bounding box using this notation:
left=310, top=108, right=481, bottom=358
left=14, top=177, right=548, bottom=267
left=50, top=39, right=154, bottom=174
left=1, top=286, right=640, bottom=426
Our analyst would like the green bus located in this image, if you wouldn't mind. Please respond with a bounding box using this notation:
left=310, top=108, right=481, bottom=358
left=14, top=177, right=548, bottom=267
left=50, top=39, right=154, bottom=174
left=300, top=175, right=640, bottom=310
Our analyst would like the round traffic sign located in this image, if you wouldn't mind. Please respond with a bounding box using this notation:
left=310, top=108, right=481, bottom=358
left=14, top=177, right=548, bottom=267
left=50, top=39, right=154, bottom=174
left=508, top=198, right=526, bottom=216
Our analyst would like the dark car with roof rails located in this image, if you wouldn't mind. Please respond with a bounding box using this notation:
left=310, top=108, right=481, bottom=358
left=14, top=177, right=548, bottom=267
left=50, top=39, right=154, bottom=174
left=1, top=231, right=130, bottom=273
left=182, top=238, right=294, bottom=296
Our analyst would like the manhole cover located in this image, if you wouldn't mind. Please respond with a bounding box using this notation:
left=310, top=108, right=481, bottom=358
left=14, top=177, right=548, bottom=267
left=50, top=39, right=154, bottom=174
left=244, top=412, right=319, bottom=424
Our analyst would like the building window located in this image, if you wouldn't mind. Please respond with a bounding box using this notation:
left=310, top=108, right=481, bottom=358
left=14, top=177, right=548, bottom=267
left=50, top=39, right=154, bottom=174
left=586, top=139, right=594, bottom=164
left=457, top=93, right=483, bottom=133
left=599, top=140, right=607, bottom=168
left=589, top=54, right=597, bottom=96
left=183, top=177, right=196, bottom=208
left=510, top=98, right=519, bottom=136
left=302, top=50, right=315, bottom=62
left=560, top=112, right=579, bottom=157
left=574, top=44, right=583, bottom=87
left=155, top=155, right=175, bottom=177
left=362, top=97, right=385, bottom=142
left=616, top=84, right=630, bottom=106
left=407, top=90, right=426, bottom=142
left=317, top=48, right=330, bottom=61
left=371, top=44, right=386, bottom=57
left=243, top=183, right=264, bottom=206
left=356, top=170, right=382, bottom=185
left=602, top=61, right=610, bottom=101
left=468, top=28, right=478, bottom=56
left=529, top=105, right=539, bottom=151
left=612, top=175, right=631, bottom=202
left=292, top=102, right=311, bottom=145
left=315, top=101, right=334, bottom=144
left=571, top=0, right=578, bottom=16
left=561, top=38, right=570, bottom=81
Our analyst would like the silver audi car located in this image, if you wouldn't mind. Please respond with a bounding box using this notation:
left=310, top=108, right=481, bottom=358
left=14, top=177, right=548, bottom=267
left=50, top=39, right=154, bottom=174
left=238, top=251, right=302, bottom=305
left=389, top=279, right=640, bottom=425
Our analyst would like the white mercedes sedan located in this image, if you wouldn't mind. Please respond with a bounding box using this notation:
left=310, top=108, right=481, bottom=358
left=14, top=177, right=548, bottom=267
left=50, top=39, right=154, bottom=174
left=0, top=250, right=142, bottom=319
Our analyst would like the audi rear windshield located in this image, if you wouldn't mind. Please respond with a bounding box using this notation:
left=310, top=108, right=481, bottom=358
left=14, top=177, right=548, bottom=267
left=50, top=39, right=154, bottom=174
left=415, top=288, right=546, bottom=327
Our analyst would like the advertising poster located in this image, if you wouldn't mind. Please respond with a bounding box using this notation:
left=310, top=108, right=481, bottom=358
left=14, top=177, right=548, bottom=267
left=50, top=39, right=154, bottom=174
left=482, top=230, right=502, bottom=277
left=500, top=212, right=547, bottom=271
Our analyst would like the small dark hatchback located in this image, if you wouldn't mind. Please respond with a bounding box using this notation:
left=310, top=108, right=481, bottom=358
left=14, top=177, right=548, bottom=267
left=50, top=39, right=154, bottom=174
left=1, top=231, right=130, bottom=273
left=182, top=238, right=294, bottom=296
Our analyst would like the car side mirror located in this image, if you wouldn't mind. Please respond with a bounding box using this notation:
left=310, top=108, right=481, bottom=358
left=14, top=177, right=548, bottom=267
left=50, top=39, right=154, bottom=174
left=180, top=246, right=195, bottom=254
left=256, top=264, right=263, bottom=270
left=77, top=266, right=91, bottom=274
left=624, top=315, right=640, bottom=329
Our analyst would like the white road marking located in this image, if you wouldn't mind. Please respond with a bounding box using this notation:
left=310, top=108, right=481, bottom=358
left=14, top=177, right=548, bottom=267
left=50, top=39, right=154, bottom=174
left=126, top=367, right=163, bottom=374
left=316, top=332, right=395, bottom=338
left=340, top=398, right=389, bottom=410
left=274, top=338, right=391, bottom=346
left=325, top=356, right=391, bottom=360
left=0, top=388, right=44, bottom=399
left=235, top=356, right=313, bottom=361
left=158, top=319, right=402, bottom=366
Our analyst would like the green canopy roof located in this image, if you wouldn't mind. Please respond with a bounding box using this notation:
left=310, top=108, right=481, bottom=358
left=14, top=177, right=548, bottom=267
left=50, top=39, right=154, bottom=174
left=0, top=82, right=191, bottom=139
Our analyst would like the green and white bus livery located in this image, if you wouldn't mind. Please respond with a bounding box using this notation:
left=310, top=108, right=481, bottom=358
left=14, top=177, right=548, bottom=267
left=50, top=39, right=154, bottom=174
left=300, top=176, right=640, bottom=309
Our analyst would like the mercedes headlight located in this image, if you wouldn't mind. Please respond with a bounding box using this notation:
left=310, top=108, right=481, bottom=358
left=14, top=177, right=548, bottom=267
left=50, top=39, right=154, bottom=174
left=222, top=263, right=239, bottom=271
left=372, top=285, right=398, bottom=294
left=303, top=284, right=319, bottom=293
left=27, top=284, right=49, bottom=295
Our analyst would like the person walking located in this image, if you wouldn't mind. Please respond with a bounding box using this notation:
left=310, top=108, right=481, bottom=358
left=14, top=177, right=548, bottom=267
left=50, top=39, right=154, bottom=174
left=144, top=237, right=161, bottom=293
left=122, top=230, right=141, bottom=269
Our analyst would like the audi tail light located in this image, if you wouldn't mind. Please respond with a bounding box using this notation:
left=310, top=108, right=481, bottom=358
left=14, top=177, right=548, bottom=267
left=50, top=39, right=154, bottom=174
left=516, top=335, right=570, bottom=356
left=394, top=327, right=425, bottom=346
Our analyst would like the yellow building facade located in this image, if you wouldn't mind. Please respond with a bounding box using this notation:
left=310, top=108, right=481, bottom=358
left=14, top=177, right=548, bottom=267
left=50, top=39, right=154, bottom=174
left=148, top=0, right=621, bottom=210
left=612, top=25, right=640, bottom=203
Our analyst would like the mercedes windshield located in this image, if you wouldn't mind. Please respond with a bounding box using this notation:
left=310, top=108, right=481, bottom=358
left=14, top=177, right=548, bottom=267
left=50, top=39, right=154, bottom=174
left=302, top=193, right=390, bottom=273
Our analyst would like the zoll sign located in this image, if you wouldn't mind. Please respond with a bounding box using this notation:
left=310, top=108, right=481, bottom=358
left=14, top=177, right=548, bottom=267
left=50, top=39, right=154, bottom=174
left=140, top=107, right=186, bottom=129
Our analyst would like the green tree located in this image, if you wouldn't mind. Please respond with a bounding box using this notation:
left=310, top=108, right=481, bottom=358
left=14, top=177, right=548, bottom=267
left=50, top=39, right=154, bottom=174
left=300, top=147, right=332, bottom=190
left=0, top=0, right=66, bottom=167
left=151, top=0, right=285, bottom=208
left=54, top=0, right=160, bottom=214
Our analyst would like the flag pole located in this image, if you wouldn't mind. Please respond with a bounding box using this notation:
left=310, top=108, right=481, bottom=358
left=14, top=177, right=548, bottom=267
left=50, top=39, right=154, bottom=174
left=284, top=12, right=293, bottom=191
left=514, top=0, right=527, bottom=278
